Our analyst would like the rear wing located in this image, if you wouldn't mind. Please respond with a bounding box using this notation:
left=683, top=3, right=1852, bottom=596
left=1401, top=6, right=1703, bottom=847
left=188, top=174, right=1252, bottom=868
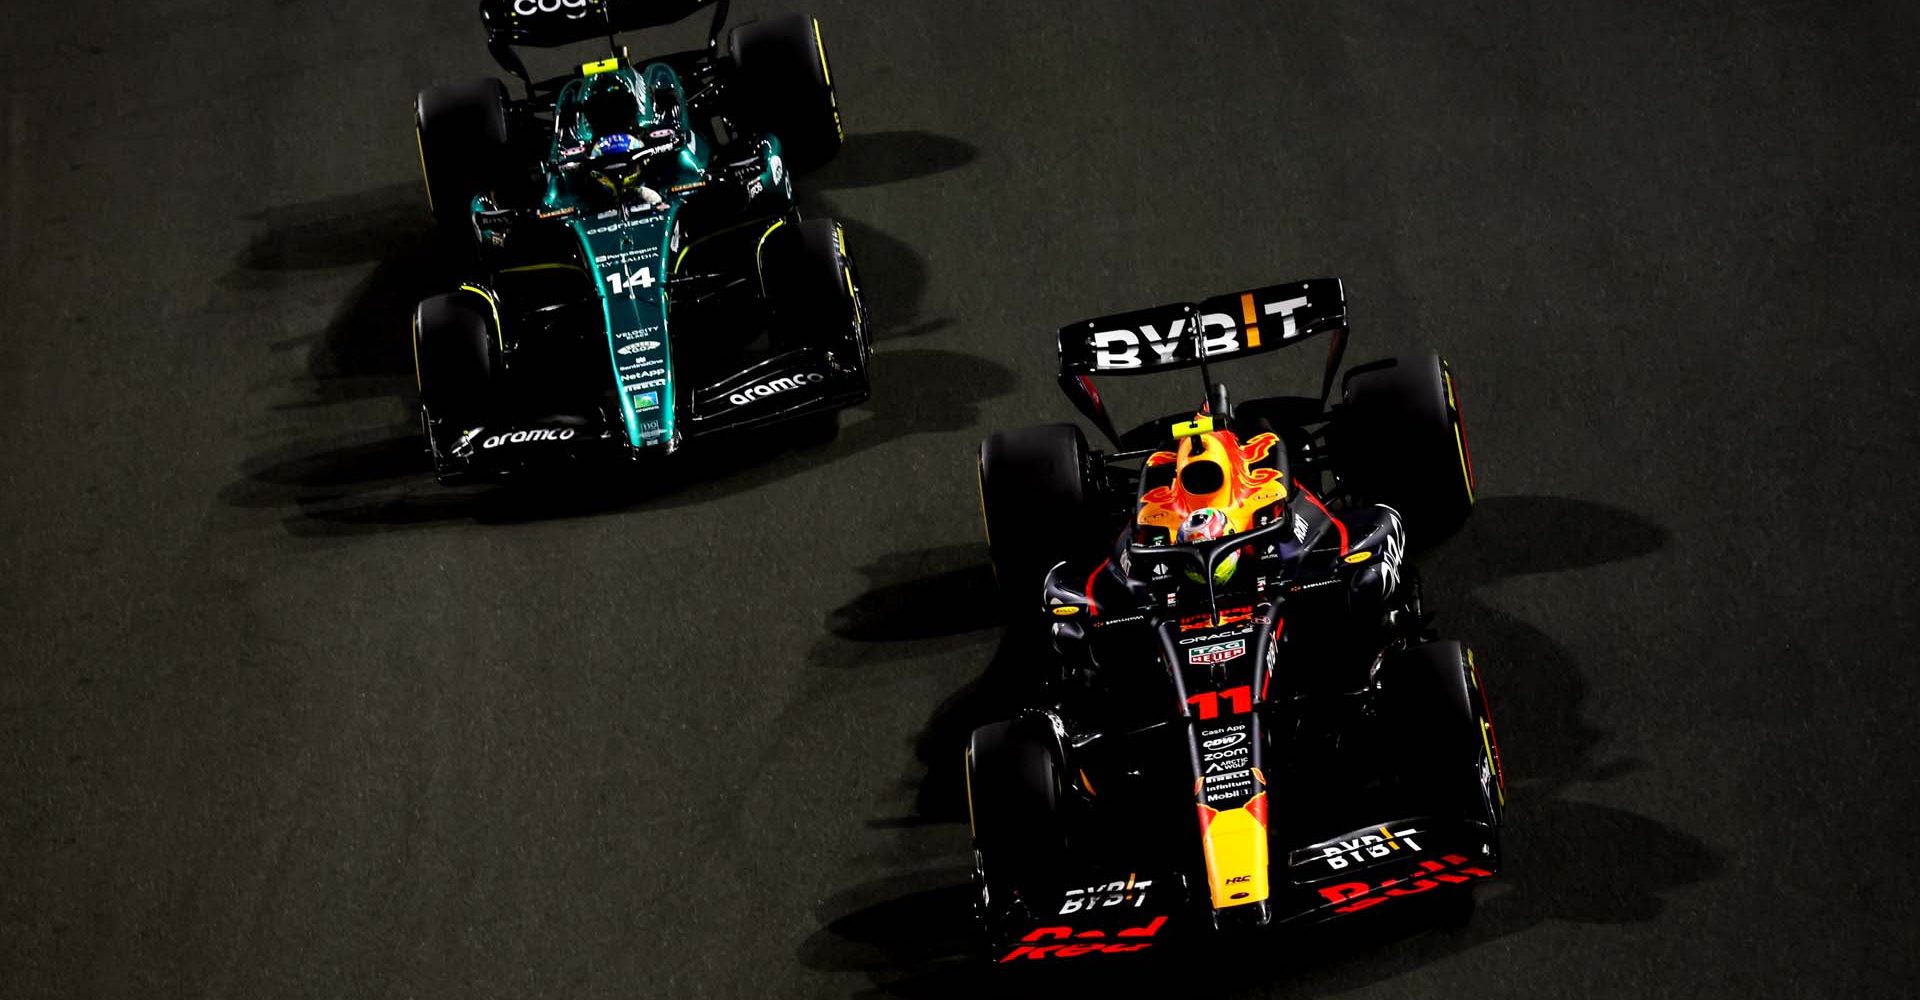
left=479, top=0, right=729, bottom=91
left=1056, top=278, right=1349, bottom=445
left=480, top=0, right=719, bottom=47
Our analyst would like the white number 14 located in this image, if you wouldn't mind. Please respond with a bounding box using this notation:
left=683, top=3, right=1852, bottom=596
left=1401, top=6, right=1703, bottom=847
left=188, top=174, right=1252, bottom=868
left=608, top=267, right=656, bottom=295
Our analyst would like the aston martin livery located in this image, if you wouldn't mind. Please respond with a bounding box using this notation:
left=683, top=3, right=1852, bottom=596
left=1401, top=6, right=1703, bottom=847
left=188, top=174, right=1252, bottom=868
left=968, top=278, right=1503, bottom=962
left=411, top=0, right=867, bottom=483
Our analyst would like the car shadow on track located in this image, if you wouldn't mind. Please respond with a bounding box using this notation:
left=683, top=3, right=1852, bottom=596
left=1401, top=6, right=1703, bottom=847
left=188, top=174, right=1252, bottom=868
left=215, top=132, right=988, bottom=536
left=799, top=496, right=1725, bottom=998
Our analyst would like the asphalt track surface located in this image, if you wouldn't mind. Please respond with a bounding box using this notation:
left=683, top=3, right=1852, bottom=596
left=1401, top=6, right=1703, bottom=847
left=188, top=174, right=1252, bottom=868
left=4, top=1, right=1919, bottom=997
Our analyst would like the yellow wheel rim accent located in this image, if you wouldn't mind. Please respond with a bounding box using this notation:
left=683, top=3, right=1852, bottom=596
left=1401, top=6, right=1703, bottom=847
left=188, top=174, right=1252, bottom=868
left=1444, top=367, right=1475, bottom=504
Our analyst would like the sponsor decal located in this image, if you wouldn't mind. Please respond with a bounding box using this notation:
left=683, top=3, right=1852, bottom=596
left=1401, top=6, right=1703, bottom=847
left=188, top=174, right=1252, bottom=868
left=1204, top=638, right=1254, bottom=665
left=1178, top=606, right=1255, bottom=632
left=997, top=916, right=1168, bottom=963
left=633, top=391, right=660, bottom=411
left=1058, top=876, right=1153, bottom=915
left=629, top=378, right=666, bottom=390
left=1202, top=732, right=1247, bottom=751
left=1293, top=513, right=1309, bottom=543
left=1316, top=854, right=1494, bottom=914
left=1178, top=625, right=1254, bottom=645
left=481, top=428, right=576, bottom=449
left=727, top=371, right=827, bottom=407
left=512, top=0, right=591, bottom=19
left=1088, top=292, right=1312, bottom=371
left=1187, top=640, right=1246, bottom=665
left=1297, top=827, right=1425, bottom=872
left=1051, top=605, right=1081, bottom=617
left=616, top=342, right=659, bottom=357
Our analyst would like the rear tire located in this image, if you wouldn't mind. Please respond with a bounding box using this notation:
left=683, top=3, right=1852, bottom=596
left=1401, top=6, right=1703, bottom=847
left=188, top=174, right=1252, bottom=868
left=414, top=291, right=499, bottom=433
left=1337, top=352, right=1476, bottom=546
left=967, top=718, right=1068, bottom=925
left=729, top=13, right=845, bottom=172
left=416, top=79, right=511, bottom=238
left=978, top=423, right=1096, bottom=608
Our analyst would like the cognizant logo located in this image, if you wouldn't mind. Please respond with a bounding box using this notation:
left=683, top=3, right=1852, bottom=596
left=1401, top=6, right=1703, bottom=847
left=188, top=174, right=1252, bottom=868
left=513, top=0, right=591, bottom=18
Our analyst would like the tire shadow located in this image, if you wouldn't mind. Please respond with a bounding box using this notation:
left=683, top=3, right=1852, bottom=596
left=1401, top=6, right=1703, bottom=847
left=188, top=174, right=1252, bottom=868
left=215, top=132, right=984, bottom=536
left=799, top=496, right=1726, bottom=997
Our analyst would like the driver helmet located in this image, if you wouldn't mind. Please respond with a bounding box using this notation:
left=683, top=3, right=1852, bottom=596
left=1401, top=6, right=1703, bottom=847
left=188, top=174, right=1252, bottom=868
left=1179, top=507, right=1243, bottom=583
left=577, top=74, right=644, bottom=146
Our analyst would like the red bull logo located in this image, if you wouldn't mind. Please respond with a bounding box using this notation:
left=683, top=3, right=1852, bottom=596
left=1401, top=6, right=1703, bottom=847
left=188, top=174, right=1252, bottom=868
left=996, top=915, right=1168, bottom=962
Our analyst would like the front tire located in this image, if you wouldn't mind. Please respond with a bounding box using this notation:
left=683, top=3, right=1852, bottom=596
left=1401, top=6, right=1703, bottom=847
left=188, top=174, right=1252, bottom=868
left=760, top=217, right=864, bottom=360
left=967, top=718, right=1068, bottom=933
left=414, top=291, right=499, bottom=439
left=978, top=423, right=1096, bottom=607
left=1374, top=640, right=1504, bottom=830
left=1336, top=352, right=1476, bottom=546
left=415, top=79, right=511, bottom=239
left=729, top=13, right=845, bottom=172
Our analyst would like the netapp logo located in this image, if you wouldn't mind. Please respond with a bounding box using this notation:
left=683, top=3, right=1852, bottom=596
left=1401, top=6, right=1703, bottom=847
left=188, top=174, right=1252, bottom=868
left=482, top=428, right=576, bottom=449
left=513, top=0, right=590, bottom=18
left=728, top=371, right=825, bottom=407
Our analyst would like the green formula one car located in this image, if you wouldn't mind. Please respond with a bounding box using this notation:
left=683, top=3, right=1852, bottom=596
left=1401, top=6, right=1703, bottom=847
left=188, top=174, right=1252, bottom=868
left=412, top=0, right=869, bottom=483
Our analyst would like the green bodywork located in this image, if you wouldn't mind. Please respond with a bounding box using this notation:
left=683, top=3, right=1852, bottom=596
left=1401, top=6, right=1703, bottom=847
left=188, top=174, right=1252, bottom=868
left=479, top=60, right=791, bottom=451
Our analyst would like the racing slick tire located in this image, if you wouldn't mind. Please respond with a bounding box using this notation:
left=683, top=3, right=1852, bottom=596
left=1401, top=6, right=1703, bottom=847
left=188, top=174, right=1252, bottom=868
left=978, top=423, right=1096, bottom=609
left=967, top=718, right=1069, bottom=930
left=729, top=13, right=845, bottom=173
left=1336, top=352, right=1476, bottom=547
left=415, top=78, right=511, bottom=238
left=762, top=218, right=863, bottom=352
left=1374, top=640, right=1505, bottom=832
left=414, top=291, right=499, bottom=440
